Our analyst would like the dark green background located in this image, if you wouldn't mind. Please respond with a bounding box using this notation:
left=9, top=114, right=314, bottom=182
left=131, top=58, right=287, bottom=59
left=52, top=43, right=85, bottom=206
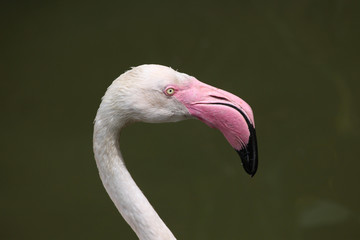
left=1, top=1, right=359, bottom=239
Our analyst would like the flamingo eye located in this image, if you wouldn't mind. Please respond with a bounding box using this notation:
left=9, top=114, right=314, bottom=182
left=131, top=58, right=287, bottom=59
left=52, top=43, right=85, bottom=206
left=165, top=87, right=175, bottom=96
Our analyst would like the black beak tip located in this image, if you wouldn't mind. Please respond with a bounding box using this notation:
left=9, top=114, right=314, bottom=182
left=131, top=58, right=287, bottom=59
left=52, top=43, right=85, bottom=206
left=236, top=126, right=258, bottom=177
left=237, top=147, right=258, bottom=177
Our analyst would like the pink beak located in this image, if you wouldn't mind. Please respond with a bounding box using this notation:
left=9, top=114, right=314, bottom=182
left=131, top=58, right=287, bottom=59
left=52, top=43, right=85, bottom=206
left=175, top=78, right=258, bottom=176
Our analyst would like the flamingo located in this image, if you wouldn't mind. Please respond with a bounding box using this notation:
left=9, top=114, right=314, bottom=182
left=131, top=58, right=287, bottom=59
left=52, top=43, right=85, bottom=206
left=93, top=64, right=258, bottom=240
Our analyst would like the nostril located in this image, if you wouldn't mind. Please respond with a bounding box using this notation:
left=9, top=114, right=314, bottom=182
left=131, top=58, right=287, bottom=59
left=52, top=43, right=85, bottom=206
left=209, top=95, right=229, bottom=101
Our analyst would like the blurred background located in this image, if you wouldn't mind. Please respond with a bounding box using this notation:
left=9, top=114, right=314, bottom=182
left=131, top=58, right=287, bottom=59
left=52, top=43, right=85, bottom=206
left=1, top=1, right=359, bottom=239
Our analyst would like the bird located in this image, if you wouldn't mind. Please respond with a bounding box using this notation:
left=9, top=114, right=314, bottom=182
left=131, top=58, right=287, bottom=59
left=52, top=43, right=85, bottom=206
left=93, top=64, right=258, bottom=240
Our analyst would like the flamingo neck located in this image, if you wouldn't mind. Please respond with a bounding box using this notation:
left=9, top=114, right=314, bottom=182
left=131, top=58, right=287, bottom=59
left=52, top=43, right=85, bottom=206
left=93, top=119, right=176, bottom=240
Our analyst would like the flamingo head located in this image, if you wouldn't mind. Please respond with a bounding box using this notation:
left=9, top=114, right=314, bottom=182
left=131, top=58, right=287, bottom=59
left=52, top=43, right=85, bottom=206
left=100, top=64, right=258, bottom=176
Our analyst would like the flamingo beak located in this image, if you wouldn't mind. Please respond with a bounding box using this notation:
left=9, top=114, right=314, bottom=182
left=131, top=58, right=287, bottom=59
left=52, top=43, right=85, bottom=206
left=175, top=79, right=258, bottom=176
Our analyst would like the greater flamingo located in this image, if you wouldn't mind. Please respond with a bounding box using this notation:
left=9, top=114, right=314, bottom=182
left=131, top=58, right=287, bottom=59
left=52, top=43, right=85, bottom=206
left=93, top=64, right=258, bottom=240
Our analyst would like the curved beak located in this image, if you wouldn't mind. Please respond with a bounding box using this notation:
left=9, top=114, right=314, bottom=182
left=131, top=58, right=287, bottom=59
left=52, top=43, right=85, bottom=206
left=175, top=79, right=258, bottom=176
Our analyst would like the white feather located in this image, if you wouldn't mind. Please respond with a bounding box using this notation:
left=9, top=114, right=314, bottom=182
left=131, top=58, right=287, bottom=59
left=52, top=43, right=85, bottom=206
left=94, top=65, right=193, bottom=240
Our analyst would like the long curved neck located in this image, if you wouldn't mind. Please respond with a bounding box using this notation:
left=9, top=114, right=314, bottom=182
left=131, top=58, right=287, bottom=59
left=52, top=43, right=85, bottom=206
left=93, top=118, right=176, bottom=240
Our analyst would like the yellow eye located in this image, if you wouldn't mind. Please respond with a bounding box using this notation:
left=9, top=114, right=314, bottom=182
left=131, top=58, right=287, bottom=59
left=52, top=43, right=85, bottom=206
left=166, top=88, right=175, bottom=96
